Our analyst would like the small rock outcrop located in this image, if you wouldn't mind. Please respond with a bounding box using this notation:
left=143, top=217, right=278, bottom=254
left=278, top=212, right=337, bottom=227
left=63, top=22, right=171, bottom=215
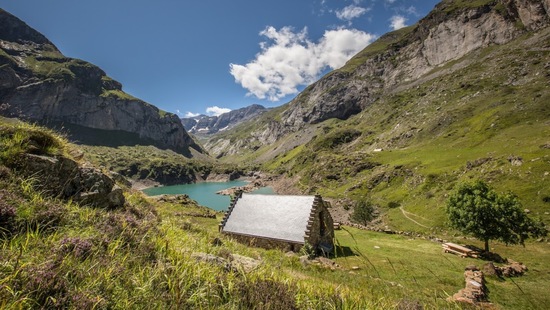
left=483, top=259, right=528, bottom=277
left=450, top=266, right=490, bottom=306
left=17, top=154, right=125, bottom=208
left=191, top=252, right=261, bottom=273
left=499, top=259, right=528, bottom=277
left=216, top=179, right=266, bottom=196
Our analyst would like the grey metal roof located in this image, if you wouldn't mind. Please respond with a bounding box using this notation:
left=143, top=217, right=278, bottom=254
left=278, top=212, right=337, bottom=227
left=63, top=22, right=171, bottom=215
left=222, top=194, right=315, bottom=243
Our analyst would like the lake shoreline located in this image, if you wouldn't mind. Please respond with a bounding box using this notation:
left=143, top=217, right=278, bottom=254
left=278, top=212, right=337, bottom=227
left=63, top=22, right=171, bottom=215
left=141, top=180, right=248, bottom=211
left=133, top=177, right=257, bottom=192
left=131, top=179, right=161, bottom=191
left=134, top=171, right=277, bottom=193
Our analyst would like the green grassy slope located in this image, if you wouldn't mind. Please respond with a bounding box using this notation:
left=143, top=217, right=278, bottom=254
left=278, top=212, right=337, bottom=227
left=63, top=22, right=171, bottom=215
left=2, top=104, right=549, bottom=309
left=260, top=27, right=550, bottom=231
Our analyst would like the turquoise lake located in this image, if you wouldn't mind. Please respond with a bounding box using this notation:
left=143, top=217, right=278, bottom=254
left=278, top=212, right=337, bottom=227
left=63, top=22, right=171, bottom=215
left=142, top=180, right=275, bottom=211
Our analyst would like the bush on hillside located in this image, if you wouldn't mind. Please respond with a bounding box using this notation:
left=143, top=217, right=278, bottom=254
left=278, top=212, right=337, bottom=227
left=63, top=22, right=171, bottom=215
left=235, top=279, right=297, bottom=310
left=351, top=199, right=376, bottom=226
left=312, top=128, right=361, bottom=151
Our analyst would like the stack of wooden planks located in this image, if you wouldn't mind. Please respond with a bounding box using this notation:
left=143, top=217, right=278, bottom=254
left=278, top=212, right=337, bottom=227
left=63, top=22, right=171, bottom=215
left=442, top=242, right=480, bottom=258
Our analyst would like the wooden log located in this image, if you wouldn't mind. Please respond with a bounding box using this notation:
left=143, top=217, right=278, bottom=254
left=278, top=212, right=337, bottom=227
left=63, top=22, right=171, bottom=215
left=444, top=247, right=468, bottom=257
left=443, top=242, right=474, bottom=254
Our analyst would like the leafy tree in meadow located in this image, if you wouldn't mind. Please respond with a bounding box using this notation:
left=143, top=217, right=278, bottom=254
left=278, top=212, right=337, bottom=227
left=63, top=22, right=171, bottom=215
left=351, top=199, right=375, bottom=226
left=446, top=180, right=547, bottom=252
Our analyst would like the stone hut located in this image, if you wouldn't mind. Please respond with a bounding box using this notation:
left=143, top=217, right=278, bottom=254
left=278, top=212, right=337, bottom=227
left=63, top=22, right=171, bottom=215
left=219, top=193, right=334, bottom=253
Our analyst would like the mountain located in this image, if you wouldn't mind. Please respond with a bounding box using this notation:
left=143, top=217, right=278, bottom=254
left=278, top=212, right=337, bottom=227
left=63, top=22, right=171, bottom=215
left=205, top=0, right=550, bottom=158
left=0, top=9, right=202, bottom=156
left=182, top=104, right=267, bottom=135
left=203, top=0, right=550, bottom=228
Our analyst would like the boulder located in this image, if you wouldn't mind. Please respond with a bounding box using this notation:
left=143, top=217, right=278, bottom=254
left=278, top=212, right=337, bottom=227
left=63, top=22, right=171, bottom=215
left=191, top=253, right=232, bottom=272
left=317, top=257, right=340, bottom=270
left=191, top=252, right=261, bottom=273
left=106, top=185, right=125, bottom=208
left=499, top=259, right=528, bottom=277
left=299, top=255, right=310, bottom=267
left=229, top=254, right=261, bottom=272
left=108, top=171, right=132, bottom=188
left=17, top=154, right=125, bottom=208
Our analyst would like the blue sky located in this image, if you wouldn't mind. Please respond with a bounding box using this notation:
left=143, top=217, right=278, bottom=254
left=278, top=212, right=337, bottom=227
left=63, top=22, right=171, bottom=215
left=2, top=0, right=440, bottom=117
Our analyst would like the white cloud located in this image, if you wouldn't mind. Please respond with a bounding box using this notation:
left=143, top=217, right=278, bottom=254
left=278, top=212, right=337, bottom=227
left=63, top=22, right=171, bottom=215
left=386, top=0, right=398, bottom=3
left=336, top=5, right=368, bottom=21
left=206, top=106, right=231, bottom=117
left=406, top=6, right=419, bottom=16
left=184, top=111, right=200, bottom=118
left=390, top=15, right=407, bottom=30
left=230, top=26, right=375, bottom=101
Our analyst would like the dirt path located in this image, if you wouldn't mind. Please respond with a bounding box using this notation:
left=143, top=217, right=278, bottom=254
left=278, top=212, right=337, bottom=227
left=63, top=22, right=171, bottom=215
left=400, top=207, right=430, bottom=229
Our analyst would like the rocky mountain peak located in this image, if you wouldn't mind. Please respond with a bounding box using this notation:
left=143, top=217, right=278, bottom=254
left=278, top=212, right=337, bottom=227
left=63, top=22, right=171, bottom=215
left=0, top=9, right=54, bottom=46
left=283, top=0, right=550, bottom=128
left=182, top=104, right=267, bottom=134
left=204, top=0, right=550, bottom=158
left=0, top=9, right=202, bottom=156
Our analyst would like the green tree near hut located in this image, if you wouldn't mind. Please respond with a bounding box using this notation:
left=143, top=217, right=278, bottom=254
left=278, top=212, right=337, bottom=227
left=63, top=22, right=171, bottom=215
left=446, top=180, right=547, bottom=253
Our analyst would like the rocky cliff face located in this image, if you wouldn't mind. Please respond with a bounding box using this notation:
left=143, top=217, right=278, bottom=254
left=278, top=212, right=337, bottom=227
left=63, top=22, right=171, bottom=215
left=0, top=9, right=201, bottom=156
left=284, top=0, right=550, bottom=128
left=182, top=104, right=267, bottom=134
left=206, top=0, right=550, bottom=157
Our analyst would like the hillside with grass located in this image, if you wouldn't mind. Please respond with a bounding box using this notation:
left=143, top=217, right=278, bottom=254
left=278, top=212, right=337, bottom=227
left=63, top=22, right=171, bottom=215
left=1, top=119, right=549, bottom=309
left=1, top=0, right=550, bottom=308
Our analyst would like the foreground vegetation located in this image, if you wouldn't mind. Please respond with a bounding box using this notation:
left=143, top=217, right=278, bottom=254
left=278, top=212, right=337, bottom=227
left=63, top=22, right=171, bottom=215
left=1, top=119, right=549, bottom=309
left=2, top=4, right=549, bottom=307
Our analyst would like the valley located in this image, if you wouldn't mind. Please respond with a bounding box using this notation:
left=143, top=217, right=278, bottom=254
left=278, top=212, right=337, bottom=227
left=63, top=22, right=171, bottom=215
left=1, top=0, right=550, bottom=308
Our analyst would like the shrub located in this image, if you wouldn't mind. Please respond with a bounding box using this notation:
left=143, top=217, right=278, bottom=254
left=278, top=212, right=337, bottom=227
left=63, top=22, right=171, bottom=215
left=22, top=261, right=70, bottom=308
left=29, top=201, right=66, bottom=233
left=351, top=199, right=376, bottom=226
left=57, top=237, right=93, bottom=260
left=235, top=279, right=297, bottom=310
left=300, top=241, right=316, bottom=259
left=0, top=189, right=17, bottom=236
left=388, top=201, right=401, bottom=209
left=312, top=128, right=361, bottom=150
left=98, top=203, right=160, bottom=262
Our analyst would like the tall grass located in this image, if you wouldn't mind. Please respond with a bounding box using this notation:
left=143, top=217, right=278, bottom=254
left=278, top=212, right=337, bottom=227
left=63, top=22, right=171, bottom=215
left=1, top=166, right=548, bottom=308
left=1, top=111, right=548, bottom=308
left=0, top=121, right=68, bottom=165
